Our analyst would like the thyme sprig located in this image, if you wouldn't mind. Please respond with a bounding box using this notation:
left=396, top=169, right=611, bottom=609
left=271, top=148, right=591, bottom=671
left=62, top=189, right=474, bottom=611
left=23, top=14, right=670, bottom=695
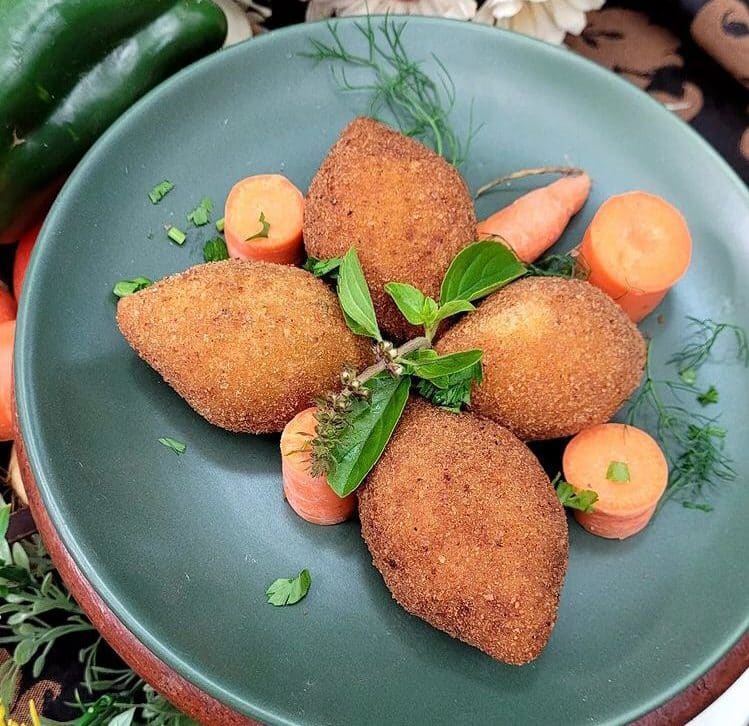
left=305, top=15, right=478, bottom=166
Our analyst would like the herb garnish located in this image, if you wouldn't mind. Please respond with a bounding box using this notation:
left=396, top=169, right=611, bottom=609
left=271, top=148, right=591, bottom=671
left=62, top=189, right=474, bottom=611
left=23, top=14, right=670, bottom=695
left=112, top=277, right=152, bottom=298
left=310, top=241, right=525, bottom=495
left=158, top=437, right=186, bottom=455
left=215, top=216, right=225, bottom=233
left=526, top=252, right=590, bottom=280
left=166, top=225, right=186, bottom=245
left=148, top=179, right=174, bottom=204
left=697, top=385, right=719, bottom=406
left=203, top=236, right=229, bottom=263
left=553, top=475, right=598, bottom=513
left=303, top=255, right=342, bottom=278
left=187, top=197, right=213, bottom=227
left=606, top=461, right=630, bottom=482
left=627, top=317, right=748, bottom=511
left=246, top=211, right=270, bottom=241
left=305, top=15, right=479, bottom=166
left=266, top=569, right=311, bottom=606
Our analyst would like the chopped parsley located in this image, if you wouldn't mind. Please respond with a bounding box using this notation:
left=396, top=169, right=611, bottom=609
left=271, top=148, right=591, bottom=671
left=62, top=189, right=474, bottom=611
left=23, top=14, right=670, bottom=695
left=246, top=211, right=270, bottom=241
left=112, top=277, right=152, bottom=298
left=215, top=217, right=225, bottom=233
left=606, top=461, right=630, bottom=482
left=554, top=475, right=598, bottom=513
left=266, top=569, right=311, bottom=607
left=187, top=197, right=214, bottom=227
left=148, top=180, right=174, bottom=204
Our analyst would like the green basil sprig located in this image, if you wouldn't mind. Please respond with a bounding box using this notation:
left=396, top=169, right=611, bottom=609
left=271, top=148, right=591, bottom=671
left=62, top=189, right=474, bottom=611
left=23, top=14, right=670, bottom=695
left=337, top=248, right=381, bottom=340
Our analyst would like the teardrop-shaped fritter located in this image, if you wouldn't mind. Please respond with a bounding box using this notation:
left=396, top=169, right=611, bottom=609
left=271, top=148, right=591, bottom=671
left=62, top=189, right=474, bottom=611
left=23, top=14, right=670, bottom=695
left=436, top=277, right=646, bottom=440
left=358, top=399, right=568, bottom=666
left=117, top=260, right=369, bottom=433
left=304, top=117, right=477, bottom=341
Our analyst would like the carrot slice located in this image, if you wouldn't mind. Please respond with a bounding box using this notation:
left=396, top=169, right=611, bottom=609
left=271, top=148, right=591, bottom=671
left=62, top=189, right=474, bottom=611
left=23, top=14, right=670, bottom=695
left=579, top=192, right=692, bottom=322
left=14, top=219, right=42, bottom=300
left=280, top=407, right=356, bottom=525
left=562, top=423, right=668, bottom=539
left=224, top=174, right=305, bottom=265
left=0, top=320, right=15, bottom=441
left=476, top=173, right=591, bottom=263
left=0, top=282, right=16, bottom=323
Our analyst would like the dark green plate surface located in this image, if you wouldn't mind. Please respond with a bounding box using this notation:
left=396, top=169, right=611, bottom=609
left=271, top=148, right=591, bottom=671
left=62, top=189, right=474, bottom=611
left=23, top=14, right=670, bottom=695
left=15, top=17, right=749, bottom=726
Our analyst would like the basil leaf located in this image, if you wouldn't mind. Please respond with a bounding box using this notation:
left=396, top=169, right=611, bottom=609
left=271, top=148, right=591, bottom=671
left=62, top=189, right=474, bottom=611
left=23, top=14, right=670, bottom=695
left=433, top=298, right=475, bottom=324
left=440, top=240, right=526, bottom=304
left=328, top=374, right=410, bottom=496
left=266, top=569, right=311, bottom=607
left=405, top=349, right=483, bottom=385
left=415, top=359, right=483, bottom=412
left=113, top=277, right=152, bottom=299
left=203, top=237, right=229, bottom=262
left=421, top=296, right=439, bottom=324
left=303, top=256, right=342, bottom=278
left=384, top=282, right=427, bottom=325
left=337, top=248, right=381, bottom=340
left=606, top=461, right=630, bottom=482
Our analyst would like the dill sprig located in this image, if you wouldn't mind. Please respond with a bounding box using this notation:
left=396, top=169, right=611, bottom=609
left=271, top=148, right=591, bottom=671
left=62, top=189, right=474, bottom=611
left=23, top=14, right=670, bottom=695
left=626, top=318, right=748, bottom=510
left=305, top=15, right=479, bottom=166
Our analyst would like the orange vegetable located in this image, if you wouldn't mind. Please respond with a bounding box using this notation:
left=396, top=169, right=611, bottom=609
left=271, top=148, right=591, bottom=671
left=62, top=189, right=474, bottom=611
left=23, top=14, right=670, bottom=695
left=476, top=172, right=591, bottom=263
left=0, top=320, right=16, bottom=441
left=562, top=422, right=668, bottom=539
left=280, top=407, right=356, bottom=525
left=0, top=282, right=16, bottom=323
left=224, top=174, right=305, bottom=265
left=579, top=192, right=692, bottom=322
left=14, top=219, right=42, bottom=300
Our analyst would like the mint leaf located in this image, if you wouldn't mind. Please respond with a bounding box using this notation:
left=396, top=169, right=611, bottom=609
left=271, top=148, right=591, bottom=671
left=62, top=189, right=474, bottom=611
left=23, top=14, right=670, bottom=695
left=697, top=385, right=719, bottom=406
left=440, top=240, right=526, bottom=304
left=303, top=256, right=342, bottom=278
left=327, top=374, right=410, bottom=496
left=187, top=197, right=213, bottom=227
left=606, top=461, right=630, bottom=482
left=554, top=477, right=598, bottom=513
left=337, top=248, right=381, bottom=340
left=384, top=282, right=427, bottom=325
left=404, top=349, right=483, bottom=386
left=148, top=180, right=174, bottom=204
left=113, top=277, right=152, bottom=298
left=266, top=569, right=311, bottom=607
left=203, top=237, right=229, bottom=263
left=158, top=437, right=186, bottom=455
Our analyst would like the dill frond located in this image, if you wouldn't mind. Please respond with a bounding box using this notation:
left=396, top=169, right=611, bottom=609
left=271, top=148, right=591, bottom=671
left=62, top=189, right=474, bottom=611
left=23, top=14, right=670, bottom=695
left=304, top=15, right=479, bottom=166
left=668, top=317, right=749, bottom=375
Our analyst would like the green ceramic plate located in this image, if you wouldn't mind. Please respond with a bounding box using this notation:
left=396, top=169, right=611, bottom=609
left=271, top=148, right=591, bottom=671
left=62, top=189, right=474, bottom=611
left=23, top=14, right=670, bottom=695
left=15, top=17, right=749, bottom=726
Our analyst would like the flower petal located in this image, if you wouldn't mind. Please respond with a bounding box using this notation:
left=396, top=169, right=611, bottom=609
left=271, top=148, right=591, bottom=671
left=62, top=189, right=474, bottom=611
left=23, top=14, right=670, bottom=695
left=547, top=0, right=587, bottom=34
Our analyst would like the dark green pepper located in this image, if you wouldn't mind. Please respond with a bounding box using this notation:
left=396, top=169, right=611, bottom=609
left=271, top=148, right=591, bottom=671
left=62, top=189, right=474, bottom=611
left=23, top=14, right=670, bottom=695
left=0, top=0, right=227, bottom=242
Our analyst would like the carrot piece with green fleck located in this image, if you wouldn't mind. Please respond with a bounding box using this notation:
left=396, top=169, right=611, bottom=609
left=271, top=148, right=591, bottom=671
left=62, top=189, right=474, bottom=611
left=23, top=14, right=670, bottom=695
left=476, top=172, right=591, bottom=263
left=579, top=192, right=692, bottom=322
left=562, top=422, right=668, bottom=539
left=280, top=407, right=356, bottom=525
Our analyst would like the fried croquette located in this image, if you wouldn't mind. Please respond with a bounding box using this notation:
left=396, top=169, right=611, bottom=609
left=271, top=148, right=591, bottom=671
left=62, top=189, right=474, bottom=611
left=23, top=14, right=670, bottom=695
left=436, top=276, right=647, bottom=440
left=117, top=260, right=369, bottom=433
left=303, top=117, right=477, bottom=341
left=358, top=399, right=568, bottom=665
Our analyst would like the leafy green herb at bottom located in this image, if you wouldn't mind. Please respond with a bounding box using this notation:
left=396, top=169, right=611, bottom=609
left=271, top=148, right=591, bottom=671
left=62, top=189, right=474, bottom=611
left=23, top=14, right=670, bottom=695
left=203, top=236, right=229, bottom=262
left=158, top=437, right=186, bottom=455
left=266, top=568, right=311, bottom=606
left=303, top=255, right=341, bottom=279
left=336, top=247, right=381, bottom=341
left=327, top=373, right=411, bottom=497
left=554, top=476, right=598, bottom=513
left=112, top=276, right=152, bottom=298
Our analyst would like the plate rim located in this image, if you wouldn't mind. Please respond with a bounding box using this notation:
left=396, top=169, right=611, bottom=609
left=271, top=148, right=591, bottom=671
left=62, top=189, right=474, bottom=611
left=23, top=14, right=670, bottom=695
left=14, top=15, right=749, bottom=724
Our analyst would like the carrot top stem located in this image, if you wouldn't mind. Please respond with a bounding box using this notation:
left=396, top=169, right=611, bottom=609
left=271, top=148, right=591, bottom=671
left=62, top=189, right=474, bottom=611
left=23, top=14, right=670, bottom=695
left=475, top=166, right=585, bottom=199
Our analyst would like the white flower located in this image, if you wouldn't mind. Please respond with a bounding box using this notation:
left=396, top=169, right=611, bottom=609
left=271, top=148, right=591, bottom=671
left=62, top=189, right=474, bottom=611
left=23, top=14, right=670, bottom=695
left=474, top=0, right=605, bottom=44
left=304, top=0, right=478, bottom=22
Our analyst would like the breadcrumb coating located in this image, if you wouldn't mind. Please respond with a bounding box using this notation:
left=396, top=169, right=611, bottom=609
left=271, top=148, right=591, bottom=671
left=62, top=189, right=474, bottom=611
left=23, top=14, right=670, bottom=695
left=303, top=117, right=477, bottom=342
left=358, top=399, right=568, bottom=665
left=436, top=277, right=646, bottom=440
left=117, top=260, right=369, bottom=433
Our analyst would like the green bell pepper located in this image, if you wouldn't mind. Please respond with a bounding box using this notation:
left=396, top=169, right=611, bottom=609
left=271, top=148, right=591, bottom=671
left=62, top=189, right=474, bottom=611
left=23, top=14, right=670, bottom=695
left=0, top=0, right=227, bottom=242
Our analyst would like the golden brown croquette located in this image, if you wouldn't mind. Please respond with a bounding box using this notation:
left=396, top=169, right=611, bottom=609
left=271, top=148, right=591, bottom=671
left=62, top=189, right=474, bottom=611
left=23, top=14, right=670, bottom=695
left=303, top=117, right=477, bottom=342
left=436, top=277, right=647, bottom=440
left=117, top=260, right=369, bottom=434
left=358, top=399, right=568, bottom=666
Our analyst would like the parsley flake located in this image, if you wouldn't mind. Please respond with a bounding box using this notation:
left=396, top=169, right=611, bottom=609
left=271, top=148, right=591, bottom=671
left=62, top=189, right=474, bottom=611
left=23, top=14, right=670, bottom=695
left=246, top=211, right=270, bottom=241
left=266, top=569, right=311, bottom=607
left=113, top=277, right=152, bottom=298
left=187, top=197, right=214, bottom=227
left=148, top=180, right=174, bottom=204
left=606, top=461, right=630, bottom=482
left=554, top=475, right=598, bottom=513
left=158, top=437, right=186, bottom=455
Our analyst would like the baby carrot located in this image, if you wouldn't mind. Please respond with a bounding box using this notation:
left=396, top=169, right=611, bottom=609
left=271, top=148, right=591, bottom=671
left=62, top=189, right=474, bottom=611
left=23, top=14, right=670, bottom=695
left=562, top=423, right=668, bottom=539
left=224, top=174, right=305, bottom=265
left=14, top=219, right=42, bottom=300
left=476, top=172, right=591, bottom=263
left=579, top=192, right=692, bottom=322
left=0, top=320, right=15, bottom=441
left=280, top=407, right=356, bottom=526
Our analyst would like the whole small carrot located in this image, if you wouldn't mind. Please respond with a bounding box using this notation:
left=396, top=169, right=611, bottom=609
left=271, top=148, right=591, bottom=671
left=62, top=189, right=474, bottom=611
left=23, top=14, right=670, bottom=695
left=477, top=171, right=591, bottom=264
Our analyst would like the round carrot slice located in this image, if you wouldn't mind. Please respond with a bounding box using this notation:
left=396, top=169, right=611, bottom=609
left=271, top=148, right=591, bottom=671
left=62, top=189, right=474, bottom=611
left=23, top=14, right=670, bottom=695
left=224, top=174, right=305, bottom=265
left=280, top=407, right=356, bottom=526
left=562, top=422, right=668, bottom=539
